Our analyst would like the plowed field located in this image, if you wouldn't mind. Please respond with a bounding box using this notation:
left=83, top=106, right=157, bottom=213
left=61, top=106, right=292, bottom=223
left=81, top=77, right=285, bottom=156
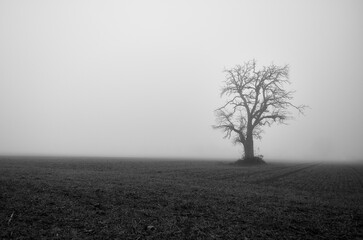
left=0, top=157, right=362, bottom=239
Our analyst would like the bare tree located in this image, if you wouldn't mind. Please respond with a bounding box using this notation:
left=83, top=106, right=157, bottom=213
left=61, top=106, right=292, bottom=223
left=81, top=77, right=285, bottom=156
left=213, top=60, right=307, bottom=163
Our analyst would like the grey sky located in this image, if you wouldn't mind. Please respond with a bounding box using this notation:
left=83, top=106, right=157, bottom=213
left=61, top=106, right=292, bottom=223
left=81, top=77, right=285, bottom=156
left=1, top=0, right=362, bottom=161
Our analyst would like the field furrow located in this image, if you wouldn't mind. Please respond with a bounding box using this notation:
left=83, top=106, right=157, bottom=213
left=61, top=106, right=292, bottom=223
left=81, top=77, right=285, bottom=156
left=0, top=157, right=362, bottom=240
left=250, top=163, right=320, bottom=184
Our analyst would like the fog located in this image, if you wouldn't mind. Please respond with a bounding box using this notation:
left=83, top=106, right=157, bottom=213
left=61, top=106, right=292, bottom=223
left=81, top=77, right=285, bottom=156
left=1, top=0, right=362, bottom=162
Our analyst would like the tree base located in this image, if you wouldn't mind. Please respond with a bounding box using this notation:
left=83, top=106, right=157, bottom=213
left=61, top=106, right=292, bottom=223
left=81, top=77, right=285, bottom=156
left=234, top=156, right=266, bottom=166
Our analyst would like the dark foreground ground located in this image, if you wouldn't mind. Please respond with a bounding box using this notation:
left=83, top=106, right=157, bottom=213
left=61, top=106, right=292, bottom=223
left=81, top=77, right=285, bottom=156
left=0, top=157, right=362, bottom=239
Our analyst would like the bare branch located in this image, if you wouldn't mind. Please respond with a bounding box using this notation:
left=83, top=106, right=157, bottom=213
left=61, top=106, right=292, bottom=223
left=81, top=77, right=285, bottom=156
left=213, top=60, right=308, bottom=158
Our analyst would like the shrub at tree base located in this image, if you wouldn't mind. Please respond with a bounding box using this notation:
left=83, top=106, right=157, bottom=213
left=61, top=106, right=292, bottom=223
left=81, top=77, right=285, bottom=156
left=235, top=156, right=266, bottom=166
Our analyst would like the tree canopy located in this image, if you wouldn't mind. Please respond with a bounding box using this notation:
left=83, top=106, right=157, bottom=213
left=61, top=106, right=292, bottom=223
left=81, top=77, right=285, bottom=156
left=213, top=60, right=307, bottom=162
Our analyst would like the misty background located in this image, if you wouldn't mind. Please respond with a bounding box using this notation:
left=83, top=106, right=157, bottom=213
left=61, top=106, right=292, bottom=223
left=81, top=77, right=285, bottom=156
left=0, top=0, right=362, bottom=162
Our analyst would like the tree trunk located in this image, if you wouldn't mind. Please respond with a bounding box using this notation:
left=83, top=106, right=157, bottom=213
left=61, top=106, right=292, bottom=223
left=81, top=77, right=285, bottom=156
left=243, top=135, right=254, bottom=159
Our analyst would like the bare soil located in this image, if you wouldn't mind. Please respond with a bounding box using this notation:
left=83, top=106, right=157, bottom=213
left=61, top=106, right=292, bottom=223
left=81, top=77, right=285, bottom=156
left=0, top=156, right=362, bottom=239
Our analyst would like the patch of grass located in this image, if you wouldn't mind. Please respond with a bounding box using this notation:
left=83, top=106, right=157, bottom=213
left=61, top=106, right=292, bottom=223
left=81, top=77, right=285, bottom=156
left=0, top=157, right=362, bottom=239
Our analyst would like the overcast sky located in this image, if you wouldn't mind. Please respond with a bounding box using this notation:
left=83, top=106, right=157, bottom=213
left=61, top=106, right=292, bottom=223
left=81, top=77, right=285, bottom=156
left=1, top=0, right=362, bottom=161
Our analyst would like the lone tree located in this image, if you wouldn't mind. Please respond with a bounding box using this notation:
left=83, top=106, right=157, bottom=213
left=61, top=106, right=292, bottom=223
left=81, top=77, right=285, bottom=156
left=213, top=60, right=307, bottom=164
